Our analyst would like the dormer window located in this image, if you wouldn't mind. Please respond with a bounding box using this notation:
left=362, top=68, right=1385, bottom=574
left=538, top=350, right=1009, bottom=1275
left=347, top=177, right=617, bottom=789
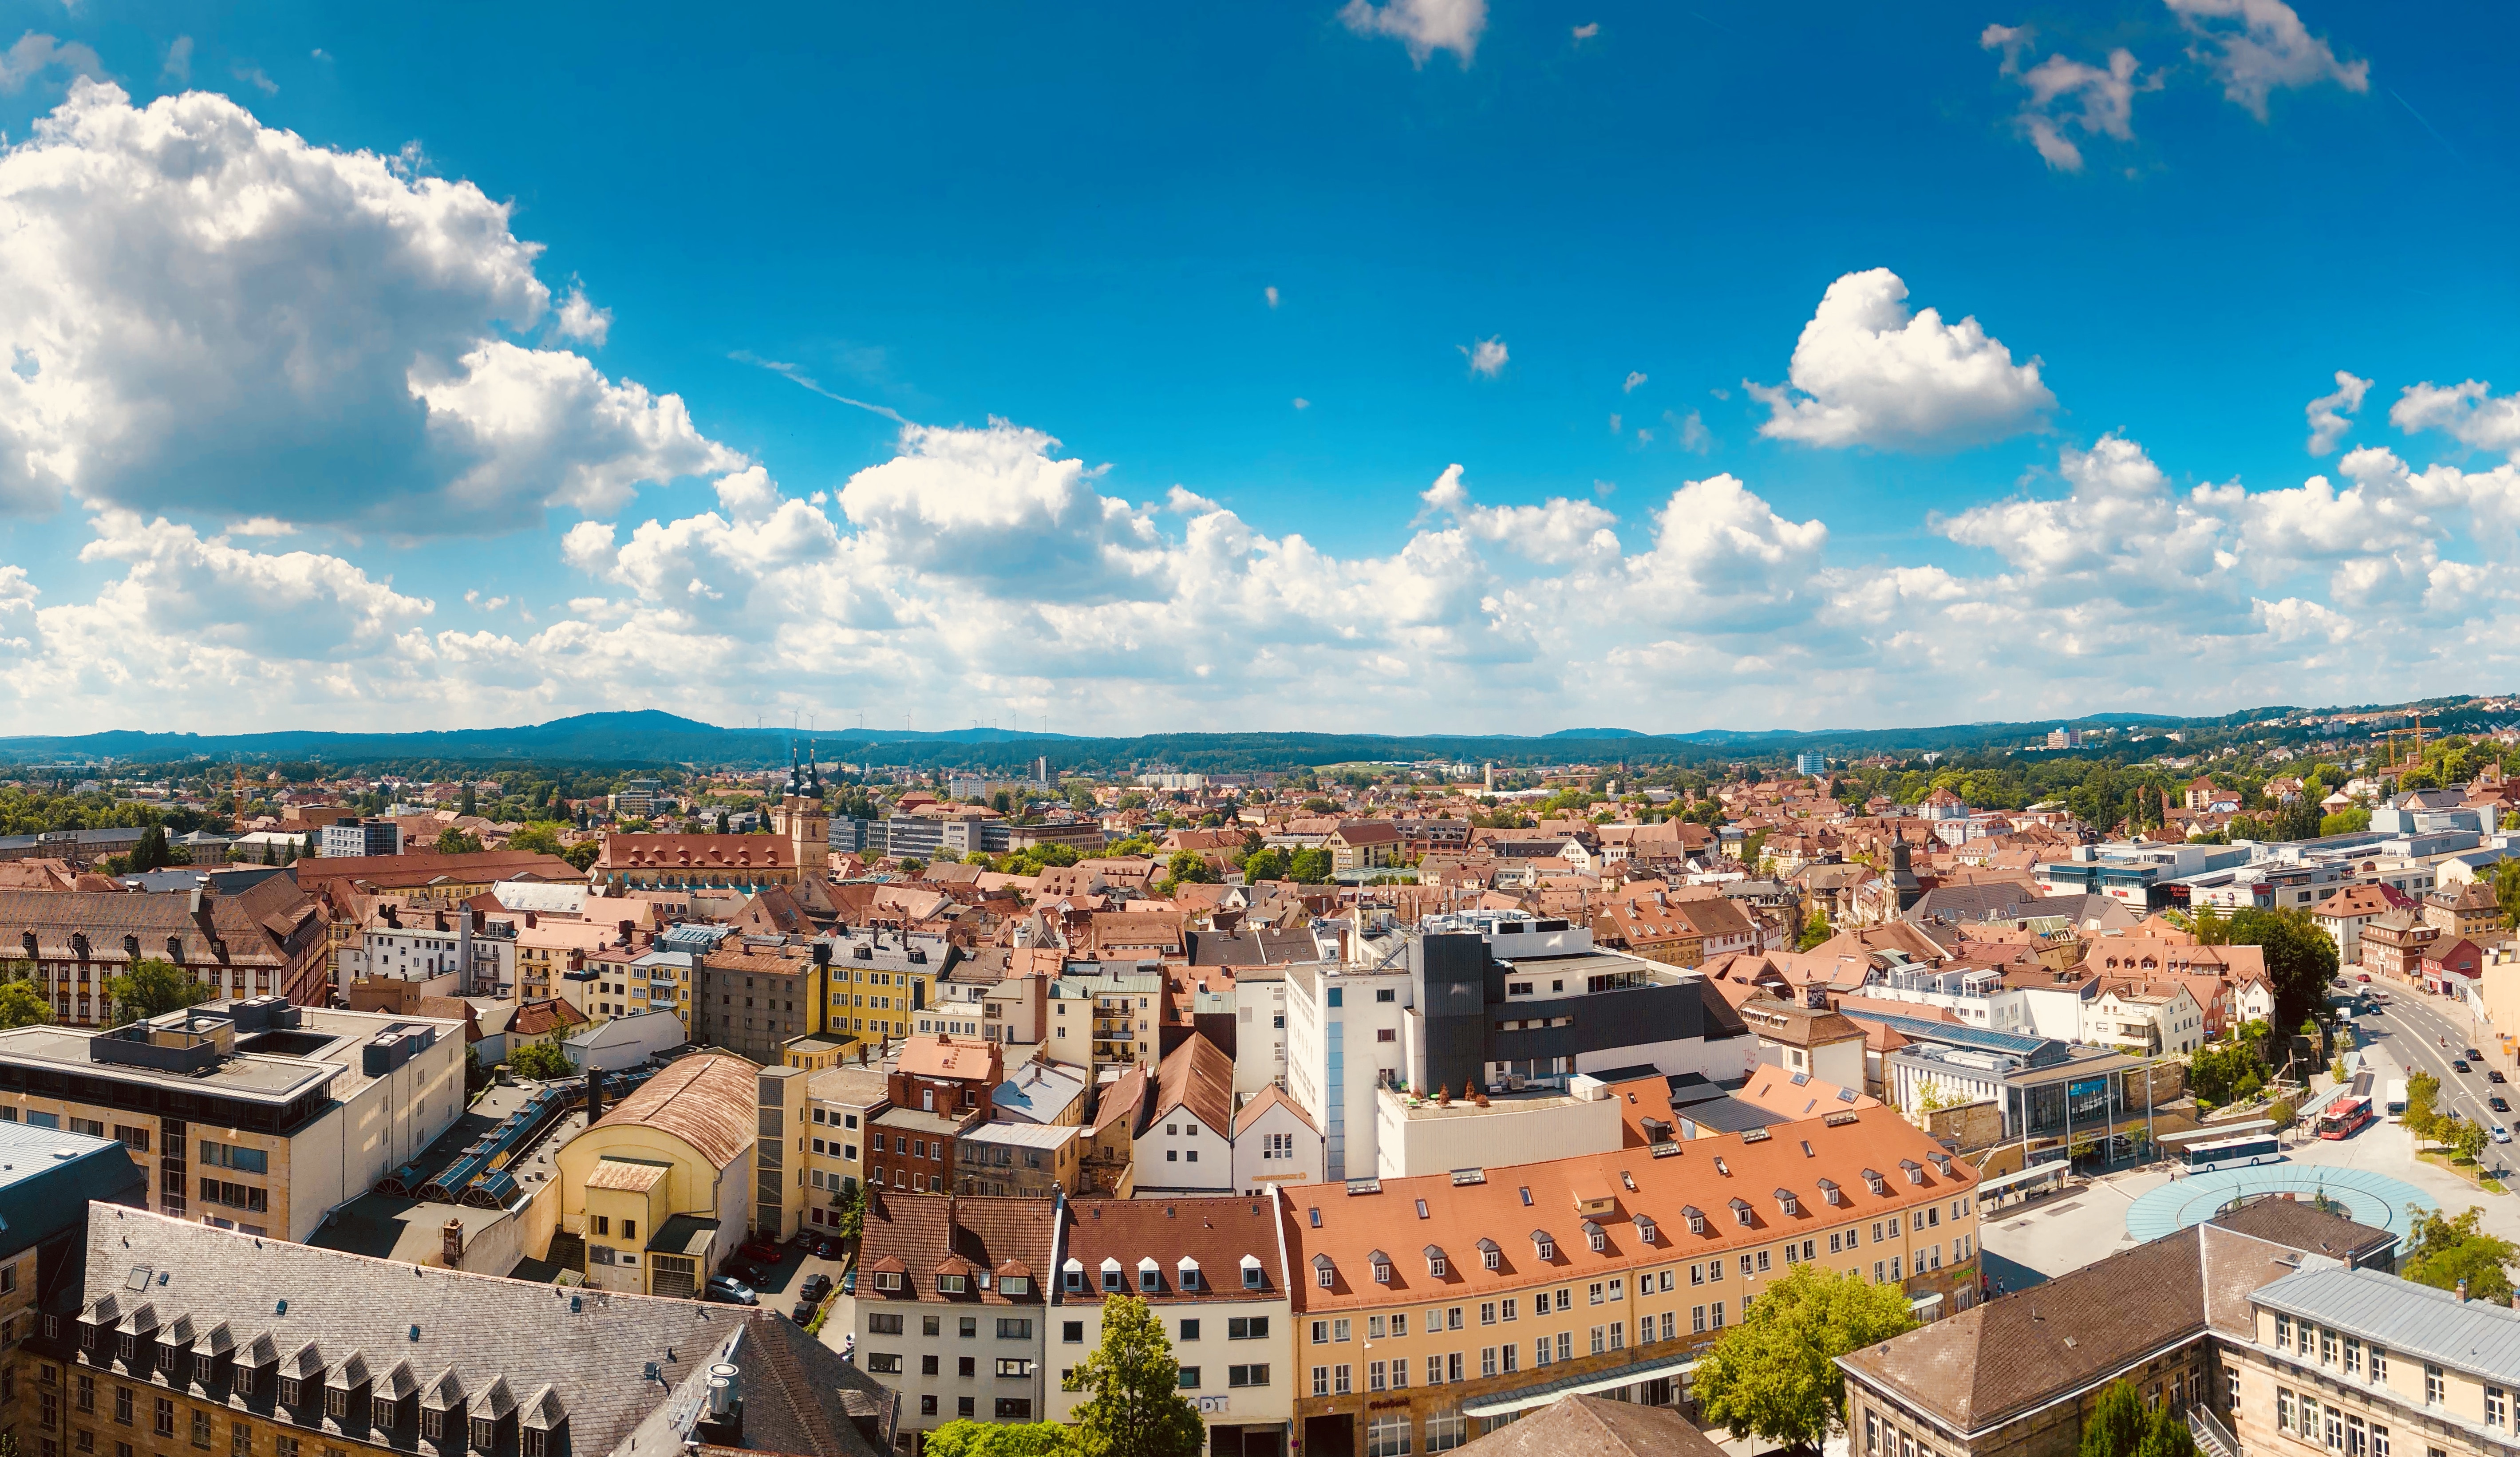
left=328, top=1387, right=350, bottom=1419
left=1002, top=1276, right=1031, bottom=1296
left=1240, top=1255, right=1264, bottom=1290
left=1531, top=1231, right=1556, bottom=1261
left=1425, top=1246, right=1448, bottom=1278
left=1177, top=1258, right=1201, bottom=1291
left=470, top=1417, right=496, bottom=1453
left=1817, top=1178, right=1843, bottom=1207
left=1682, top=1205, right=1706, bottom=1236
left=1775, top=1189, right=1800, bottom=1217
left=1583, top=1221, right=1607, bottom=1253
left=1102, top=1258, right=1124, bottom=1292
left=1730, top=1198, right=1753, bottom=1227
left=1313, top=1255, right=1336, bottom=1289
left=874, top=1271, right=902, bottom=1292
left=279, top=1378, right=304, bottom=1408
left=939, top=1274, right=968, bottom=1295
left=1138, top=1258, right=1161, bottom=1293
left=1063, top=1258, right=1085, bottom=1292
left=1368, top=1251, right=1393, bottom=1285
left=1900, top=1159, right=1924, bottom=1185
left=1477, top=1239, right=1501, bottom=1271
left=1633, top=1216, right=1658, bottom=1244
left=1862, top=1168, right=1887, bottom=1196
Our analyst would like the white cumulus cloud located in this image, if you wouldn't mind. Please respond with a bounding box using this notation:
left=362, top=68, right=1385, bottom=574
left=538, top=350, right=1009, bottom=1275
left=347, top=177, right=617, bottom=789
left=1461, top=336, right=1508, bottom=378
left=2165, top=0, right=2369, bottom=121
left=1983, top=24, right=2150, bottom=172
left=1749, top=268, right=2055, bottom=450
left=1339, top=0, right=1485, bottom=67
left=2390, top=380, right=2520, bottom=459
left=2305, top=370, right=2372, bottom=454
left=0, top=81, right=739, bottom=532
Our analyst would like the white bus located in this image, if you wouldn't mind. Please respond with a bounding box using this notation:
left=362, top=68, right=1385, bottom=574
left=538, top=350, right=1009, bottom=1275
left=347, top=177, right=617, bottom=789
left=2386, top=1078, right=2409, bottom=1119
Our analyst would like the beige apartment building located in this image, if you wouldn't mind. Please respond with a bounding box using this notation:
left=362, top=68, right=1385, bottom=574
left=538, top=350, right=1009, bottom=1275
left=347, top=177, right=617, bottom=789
left=0, top=997, right=463, bottom=1242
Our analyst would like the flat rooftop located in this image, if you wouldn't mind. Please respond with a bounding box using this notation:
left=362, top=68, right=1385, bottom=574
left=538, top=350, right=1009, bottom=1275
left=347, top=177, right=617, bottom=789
left=1381, top=1083, right=1592, bottom=1122
left=0, top=1005, right=464, bottom=1107
left=0, top=1024, right=336, bottom=1101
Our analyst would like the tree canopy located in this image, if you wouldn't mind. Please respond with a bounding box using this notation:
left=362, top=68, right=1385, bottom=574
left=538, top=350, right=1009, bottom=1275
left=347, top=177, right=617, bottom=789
left=922, top=1422, right=1079, bottom=1457
left=1695, top=1264, right=1918, bottom=1455
left=106, top=957, right=211, bottom=1026
left=1062, top=1295, right=1205, bottom=1457
left=2403, top=1206, right=2516, bottom=1303
left=0, top=980, right=50, bottom=1030
left=506, top=1039, right=576, bottom=1081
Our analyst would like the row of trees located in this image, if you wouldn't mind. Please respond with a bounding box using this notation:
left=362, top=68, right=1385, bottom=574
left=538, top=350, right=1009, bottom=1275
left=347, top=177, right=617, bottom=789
left=2402, top=1070, right=2493, bottom=1165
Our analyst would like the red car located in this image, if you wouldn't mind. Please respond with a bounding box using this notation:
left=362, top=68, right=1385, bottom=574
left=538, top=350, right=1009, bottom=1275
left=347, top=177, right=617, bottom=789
left=738, top=1240, right=782, bottom=1264
left=2356, top=973, right=2371, bottom=983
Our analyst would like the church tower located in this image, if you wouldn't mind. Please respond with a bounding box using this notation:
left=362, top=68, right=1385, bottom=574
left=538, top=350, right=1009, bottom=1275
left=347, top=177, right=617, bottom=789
left=770, top=741, right=831, bottom=877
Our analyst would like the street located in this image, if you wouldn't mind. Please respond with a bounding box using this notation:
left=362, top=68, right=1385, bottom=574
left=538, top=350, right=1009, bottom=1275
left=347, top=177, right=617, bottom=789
left=2349, top=981, right=2512, bottom=1153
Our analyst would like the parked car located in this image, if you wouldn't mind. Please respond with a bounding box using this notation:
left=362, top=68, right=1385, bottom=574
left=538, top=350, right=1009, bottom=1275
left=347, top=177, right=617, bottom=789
left=2468, top=1048, right=2487, bottom=1062
left=814, top=1238, right=841, bottom=1260
left=841, top=1267, right=857, bottom=1295
left=790, top=1300, right=818, bottom=1323
left=703, top=1277, right=758, bottom=1306
left=2356, top=973, right=2371, bottom=982
left=739, top=1240, right=782, bottom=1264
left=801, top=1273, right=833, bottom=1302
left=2455, top=1060, right=2473, bottom=1073
left=725, top=1260, right=767, bottom=1286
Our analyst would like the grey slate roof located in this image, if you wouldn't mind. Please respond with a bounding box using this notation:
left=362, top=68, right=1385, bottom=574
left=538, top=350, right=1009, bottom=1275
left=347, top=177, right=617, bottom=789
left=2254, top=1264, right=2520, bottom=1385
left=59, top=1206, right=881, bottom=1457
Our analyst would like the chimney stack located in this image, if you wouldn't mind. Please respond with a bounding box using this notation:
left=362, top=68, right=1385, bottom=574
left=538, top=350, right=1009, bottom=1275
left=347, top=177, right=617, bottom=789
left=441, top=1219, right=466, bottom=1268
left=2458, top=1277, right=2470, bottom=1303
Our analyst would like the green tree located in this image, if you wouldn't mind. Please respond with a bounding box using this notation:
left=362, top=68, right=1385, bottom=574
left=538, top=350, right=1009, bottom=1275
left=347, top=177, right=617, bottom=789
left=460, top=784, right=477, bottom=816
left=0, top=980, right=50, bottom=1030
left=106, top=957, right=210, bottom=1025
left=1695, top=1264, right=1917, bottom=1457
left=2226, top=908, right=2339, bottom=1029
left=2078, top=1380, right=2151, bottom=1457
left=2403, top=1206, right=2517, bottom=1303
left=1242, top=847, right=1288, bottom=882
left=2136, top=1404, right=2199, bottom=1457
left=435, top=827, right=485, bottom=855
left=923, top=1421, right=1081, bottom=1457
left=1165, top=849, right=1216, bottom=886
left=1062, top=1295, right=1205, bottom=1457
left=833, top=1183, right=866, bottom=1240
left=559, top=840, right=600, bottom=872
left=129, top=825, right=173, bottom=873
left=1287, top=847, right=1334, bottom=884
left=1795, top=909, right=1834, bottom=952
left=2321, top=808, right=2372, bottom=835
left=506, top=1039, right=575, bottom=1080
left=507, top=822, right=566, bottom=856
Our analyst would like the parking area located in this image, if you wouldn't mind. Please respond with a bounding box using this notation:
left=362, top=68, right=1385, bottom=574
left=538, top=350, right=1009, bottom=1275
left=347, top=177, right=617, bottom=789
left=717, top=1232, right=853, bottom=1323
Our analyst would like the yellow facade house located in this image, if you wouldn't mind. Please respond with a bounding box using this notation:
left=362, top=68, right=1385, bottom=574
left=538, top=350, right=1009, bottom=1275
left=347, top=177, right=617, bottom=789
left=552, top=1053, right=761, bottom=1301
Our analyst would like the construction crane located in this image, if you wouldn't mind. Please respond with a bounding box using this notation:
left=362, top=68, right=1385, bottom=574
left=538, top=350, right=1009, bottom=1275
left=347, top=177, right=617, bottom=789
left=2379, top=710, right=2427, bottom=770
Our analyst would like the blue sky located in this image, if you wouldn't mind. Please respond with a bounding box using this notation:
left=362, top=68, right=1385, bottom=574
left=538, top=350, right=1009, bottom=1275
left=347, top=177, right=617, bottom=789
left=0, top=0, right=2513, bottom=736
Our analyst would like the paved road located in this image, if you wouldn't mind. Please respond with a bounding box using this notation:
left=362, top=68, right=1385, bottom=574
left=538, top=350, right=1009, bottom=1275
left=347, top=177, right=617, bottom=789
left=2353, top=983, right=2513, bottom=1160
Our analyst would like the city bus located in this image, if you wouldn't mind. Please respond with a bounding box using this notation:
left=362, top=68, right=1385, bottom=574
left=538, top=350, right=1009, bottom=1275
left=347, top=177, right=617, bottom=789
left=2184, top=1132, right=2283, bottom=1169
left=2386, top=1079, right=2409, bottom=1119
left=2316, top=1095, right=2376, bottom=1140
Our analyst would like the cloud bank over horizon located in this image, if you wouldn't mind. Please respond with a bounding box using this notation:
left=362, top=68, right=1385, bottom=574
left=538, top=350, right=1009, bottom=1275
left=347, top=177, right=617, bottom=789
left=2, top=77, right=2512, bottom=740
